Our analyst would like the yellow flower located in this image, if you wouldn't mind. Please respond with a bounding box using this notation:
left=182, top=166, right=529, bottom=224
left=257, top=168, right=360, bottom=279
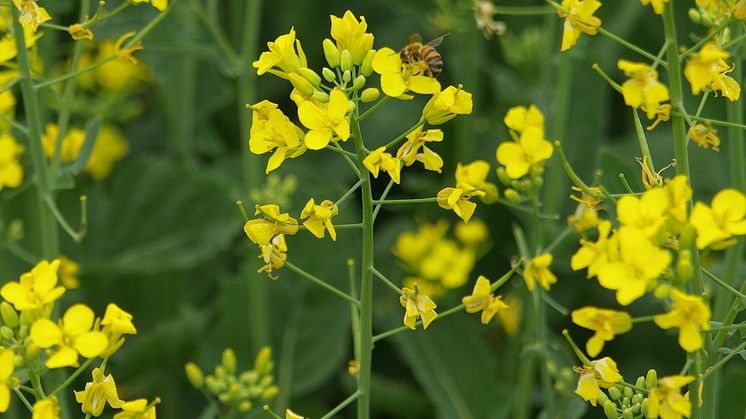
left=329, top=11, right=374, bottom=65
left=86, top=125, right=129, bottom=180
left=243, top=204, right=299, bottom=246
left=597, top=226, right=671, bottom=305
left=300, top=198, right=339, bottom=240
left=496, top=126, right=553, bottom=179
left=393, top=220, right=448, bottom=268
left=94, top=40, right=149, bottom=91
left=363, top=146, right=402, bottom=184
left=663, top=175, right=692, bottom=229
left=618, top=60, right=670, bottom=119
left=113, top=399, right=156, bottom=419
left=640, top=0, right=669, bottom=14
left=30, top=304, right=108, bottom=368
left=523, top=253, right=557, bottom=291
left=68, top=24, right=93, bottom=41
left=32, top=397, right=60, bottom=419
left=437, top=185, right=486, bottom=223
left=113, top=32, right=143, bottom=64
left=298, top=89, right=350, bottom=150
left=400, top=286, right=438, bottom=330
left=571, top=221, right=618, bottom=278
left=0, top=134, right=24, bottom=190
left=498, top=294, right=521, bottom=336
left=422, top=85, right=473, bottom=125
left=42, top=123, right=85, bottom=162
left=259, top=234, right=289, bottom=279
left=616, top=187, right=668, bottom=239
left=0, top=350, right=16, bottom=413
left=74, top=367, right=123, bottom=416
left=129, top=0, right=168, bottom=12
left=249, top=100, right=306, bottom=172
left=647, top=375, right=694, bottom=419
left=571, top=307, right=632, bottom=357
left=689, top=188, right=746, bottom=249
left=57, top=256, right=81, bottom=289
left=568, top=203, right=600, bottom=233
left=285, top=409, right=306, bottom=419
left=100, top=303, right=137, bottom=349
left=396, top=126, right=444, bottom=173
left=12, top=0, right=51, bottom=32
left=574, top=357, right=622, bottom=407
left=1, top=259, right=65, bottom=314
left=455, top=160, right=498, bottom=202
left=685, top=43, right=740, bottom=100
left=253, top=27, right=308, bottom=78
left=372, top=47, right=441, bottom=98
left=462, top=276, right=509, bottom=324
left=503, top=104, right=545, bottom=136
left=557, top=0, right=602, bottom=51
left=654, top=288, right=710, bottom=352
left=454, top=218, right=488, bottom=247
left=688, top=123, right=720, bottom=152
left=419, top=240, right=475, bottom=288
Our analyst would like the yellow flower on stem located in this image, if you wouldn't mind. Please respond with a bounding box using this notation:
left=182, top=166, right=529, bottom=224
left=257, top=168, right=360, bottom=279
left=259, top=234, right=289, bottom=279
left=113, top=399, right=157, bottom=419
left=68, top=24, right=93, bottom=41
left=689, top=188, right=746, bottom=250
left=12, top=0, right=51, bottom=32
left=30, top=304, right=108, bottom=368
left=249, top=100, right=306, bottom=172
left=396, top=126, right=444, bottom=173
left=253, top=27, right=308, bottom=78
left=363, top=146, right=402, bottom=184
left=0, top=350, right=17, bottom=413
left=503, top=104, right=545, bottom=136
left=571, top=221, right=618, bottom=278
left=571, top=307, right=632, bottom=357
left=285, top=409, right=306, bottom=419
left=329, top=11, right=374, bottom=65
left=684, top=43, right=740, bottom=100
left=300, top=198, right=339, bottom=240
left=86, top=125, right=129, bottom=180
left=113, top=32, right=143, bottom=64
left=57, top=256, right=81, bottom=289
left=74, top=367, right=123, bottom=416
left=437, top=185, right=486, bottom=223
left=640, top=0, right=670, bottom=14
left=422, top=85, right=473, bottom=125
left=455, top=160, right=498, bottom=202
left=616, top=187, right=669, bottom=239
left=663, top=175, right=692, bottom=229
left=654, top=288, right=710, bottom=352
left=462, top=275, right=509, bottom=324
left=243, top=204, right=299, bottom=246
left=0, top=134, right=24, bottom=190
left=498, top=294, right=521, bottom=336
left=574, top=357, right=623, bottom=407
left=130, top=0, right=168, bottom=12
left=42, top=123, right=85, bottom=162
left=647, top=375, right=694, bottom=419
left=298, top=89, right=350, bottom=150
left=400, top=286, right=438, bottom=330
left=371, top=47, right=441, bottom=98
left=618, top=60, right=670, bottom=119
left=556, top=0, right=602, bottom=51
left=523, top=253, right=557, bottom=291
left=1, top=259, right=65, bottom=314
left=688, top=123, right=720, bottom=151
left=419, top=240, right=475, bottom=289
left=32, top=397, right=60, bottom=419
left=496, top=126, right=553, bottom=179
left=99, top=303, right=137, bottom=357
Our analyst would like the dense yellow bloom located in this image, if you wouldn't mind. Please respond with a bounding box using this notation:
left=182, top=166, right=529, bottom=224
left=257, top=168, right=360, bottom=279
left=618, top=60, right=670, bottom=119
left=12, top=0, right=50, bottom=32
left=571, top=221, right=618, bottom=278
left=0, top=134, right=23, bottom=190
left=249, top=100, right=306, bottom=172
left=86, top=126, right=129, bottom=180
left=419, top=240, right=475, bottom=289
left=32, top=397, right=60, bottom=419
left=244, top=204, right=299, bottom=246
left=640, top=0, right=670, bottom=14
left=690, top=188, right=746, bottom=249
left=684, top=43, right=740, bottom=100
left=571, top=307, right=632, bottom=357
left=647, top=375, right=694, bottom=419
left=113, top=399, right=156, bottom=419
left=0, top=350, right=16, bottom=413
left=298, top=89, right=350, bottom=150
left=523, top=253, right=557, bottom=291
left=574, top=357, right=622, bottom=407
left=393, top=220, right=448, bottom=268
left=329, top=11, right=374, bottom=65
left=462, top=276, right=509, bottom=324
left=372, top=47, right=440, bottom=98
left=454, top=218, right=488, bottom=247
left=253, top=27, right=308, bottom=78
left=496, top=127, right=553, bottom=179
left=74, top=368, right=123, bottom=416
left=422, top=85, right=473, bottom=125
left=363, top=147, right=402, bottom=184
left=397, top=126, right=444, bottom=173
left=42, top=123, right=85, bottom=162
left=504, top=104, right=545, bottom=136
left=616, top=187, right=668, bottom=239
left=688, top=123, right=720, bottom=152
left=31, top=304, right=108, bottom=368
left=557, top=0, right=602, bottom=51
left=1, top=259, right=65, bottom=314
left=400, top=287, right=438, bottom=330
left=654, top=289, right=710, bottom=352
left=300, top=198, right=339, bottom=240
left=130, top=0, right=168, bottom=12
left=663, top=176, right=692, bottom=229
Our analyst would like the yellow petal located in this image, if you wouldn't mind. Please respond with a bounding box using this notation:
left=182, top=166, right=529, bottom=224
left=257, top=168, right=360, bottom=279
left=31, top=319, right=63, bottom=348
left=45, top=346, right=79, bottom=368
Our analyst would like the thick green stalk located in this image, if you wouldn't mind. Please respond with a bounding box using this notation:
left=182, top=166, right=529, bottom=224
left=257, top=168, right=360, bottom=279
left=351, top=116, right=373, bottom=419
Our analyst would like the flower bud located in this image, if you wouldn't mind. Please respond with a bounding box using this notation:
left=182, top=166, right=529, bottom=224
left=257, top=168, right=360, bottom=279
left=298, top=67, right=321, bottom=87
left=323, top=39, right=340, bottom=67
left=288, top=73, right=315, bottom=97
left=1, top=302, right=19, bottom=328
left=239, top=400, right=252, bottom=412
left=255, top=346, right=273, bottom=375
left=215, top=366, right=226, bottom=380
left=185, top=363, right=204, bottom=389
left=222, top=348, right=237, bottom=374
left=640, top=398, right=648, bottom=415
left=653, top=283, right=671, bottom=299
left=688, top=8, right=701, bottom=24
left=609, top=386, right=622, bottom=401
left=504, top=188, right=523, bottom=203
left=262, top=385, right=279, bottom=400
left=340, top=50, right=353, bottom=73
left=218, top=392, right=230, bottom=403
left=631, top=402, right=641, bottom=414
left=26, top=343, right=39, bottom=360
left=322, top=67, right=336, bottom=83
left=622, top=408, right=633, bottom=419
left=496, top=167, right=512, bottom=186
left=635, top=376, right=646, bottom=390
left=14, top=354, right=23, bottom=368
left=632, top=393, right=643, bottom=405
left=597, top=391, right=608, bottom=406
left=6, top=219, right=23, bottom=241
left=352, top=75, right=366, bottom=90
left=646, top=369, right=657, bottom=389
left=622, top=397, right=630, bottom=406
left=206, top=376, right=219, bottom=393
left=361, top=49, right=375, bottom=77
left=0, top=326, right=13, bottom=340
left=679, top=223, right=696, bottom=250
left=623, top=386, right=633, bottom=399
left=676, top=250, right=693, bottom=283
left=312, top=91, right=330, bottom=103
left=360, top=88, right=380, bottom=103
left=603, top=399, right=618, bottom=419
left=342, top=70, right=351, bottom=84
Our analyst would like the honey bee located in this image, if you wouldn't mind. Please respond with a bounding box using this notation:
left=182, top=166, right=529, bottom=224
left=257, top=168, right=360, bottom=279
left=399, top=33, right=448, bottom=78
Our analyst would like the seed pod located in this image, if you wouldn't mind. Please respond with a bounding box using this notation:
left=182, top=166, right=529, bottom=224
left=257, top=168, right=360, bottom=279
left=185, top=363, right=204, bottom=389
left=323, top=39, right=340, bottom=67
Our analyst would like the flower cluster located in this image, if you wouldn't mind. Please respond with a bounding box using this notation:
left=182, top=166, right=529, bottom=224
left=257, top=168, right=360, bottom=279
left=41, top=123, right=129, bottom=181
left=438, top=161, right=497, bottom=222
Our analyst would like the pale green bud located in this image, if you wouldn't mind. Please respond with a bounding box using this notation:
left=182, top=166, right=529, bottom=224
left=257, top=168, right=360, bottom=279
left=262, top=385, right=279, bottom=400
left=623, top=386, right=633, bottom=399
left=312, top=91, right=330, bottom=103
left=239, top=400, right=252, bottom=412
left=218, top=392, right=230, bottom=403
left=340, top=50, right=353, bottom=72
left=352, top=75, right=366, bottom=90
left=622, top=397, right=631, bottom=406
left=632, top=393, right=643, bottom=405
left=185, top=362, right=204, bottom=389
left=622, top=408, right=633, bottom=419
left=342, top=70, right=351, bottom=84
left=26, top=343, right=39, bottom=360
left=646, top=369, right=658, bottom=389
left=205, top=376, right=219, bottom=394
left=288, top=73, right=315, bottom=97
left=215, top=366, right=226, bottom=380
left=0, top=326, right=13, bottom=340
left=609, top=386, right=622, bottom=401
left=6, top=219, right=23, bottom=241
left=676, top=250, right=693, bottom=283
left=322, top=67, right=336, bottom=83
left=298, top=67, right=321, bottom=87
left=0, top=302, right=18, bottom=328
left=323, top=39, right=340, bottom=67
left=635, top=376, right=646, bottom=390
left=361, top=49, right=375, bottom=76
left=496, top=167, right=512, bottom=186
left=631, top=402, right=641, bottom=413
left=688, top=9, right=702, bottom=24
left=255, top=346, right=273, bottom=375
left=222, top=348, right=237, bottom=374
left=641, top=398, right=648, bottom=415
left=597, top=391, right=609, bottom=405
left=504, top=188, right=522, bottom=203
left=360, top=88, right=380, bottom=103
left=13, top=354, right=23, bottom=368
left=603, top=400, right=619, bottom=419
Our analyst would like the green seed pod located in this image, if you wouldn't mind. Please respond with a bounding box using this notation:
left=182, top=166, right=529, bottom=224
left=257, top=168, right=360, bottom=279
left=361, top=88, right=380, bottom=103
left=622, top=408, right=633, bottom=419
left=623, top=386, right=633, bottom=399
left=603, top=400, right=619, bottom=419
left=609, top=386, right=622, bottom=401
left=361, top=49, right=375, bottom=77
left=322, top=67, right=336, bottom=83
left=352, top=75, right=366, bottom=90
left=635, top=376, right=646, bottom=391
left=185, top=362, right=204, bottom=389
left=0, top=302, right=18, bottom=329
left=298, top=67, right=321, bottom=87
left=322, top=39, right=340, bottom=68
left=222, top=348, right=237, bottom=375
left=340, top=50, right=353, bottom=73
left=676, top=250, right=693, bottom=283
left=646, top=369, right=657, bottom=389
left=288, top=73, right=315, bottom=97
left=0, top=326, right=13, bottom=340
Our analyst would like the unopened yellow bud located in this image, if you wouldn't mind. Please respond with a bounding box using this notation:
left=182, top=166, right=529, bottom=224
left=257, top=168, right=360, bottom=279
left=262, top=385, right=279, bottom=400
left=646, top=369, right=657, bottom=389
left=676, top=250, right=693, bottom=282
left=239, top=400, right=252, bottom=412
left=323, top=39, right=341, bottom=67
left=340, top=50, right=353, bottom=72
left=0, top=326, right=13, bottom=340
left=0, top=302, right=18, bottom=328
left=361, top=88, right=380, bottom=103
left=205, top=376, right=219, bottom=393
left=353, top=75, right=366, bottom=90
left=222, top=348, right=237, bottom=374
left=288, top=73, right=315, bottom=97
left=653, top=284, right=671, bottom=299
left=255, top=346, right=273, bottom=375
left=603, top=399, right=618, bottom=419
left=322, top=67, right=336, bottom=83
left=361, top=49, right=375, bottom=76
left=504, top=188, right=522, bottom=203
left=185, top=362, right=204, bottom=388
left=298, top=67, right=321, bottom=87
left=688, top=8, right=701, bottom=24
left=26, top=343, right=39, bottom=360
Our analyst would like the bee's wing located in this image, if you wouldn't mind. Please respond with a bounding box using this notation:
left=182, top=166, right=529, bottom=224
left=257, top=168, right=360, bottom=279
left=408, top=33, right=423, bottom=44
left=426, top=33, right=450, bottom=47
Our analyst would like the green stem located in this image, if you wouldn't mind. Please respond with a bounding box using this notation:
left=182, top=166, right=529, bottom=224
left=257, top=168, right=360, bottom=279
left=48, top=357, right=94, bottom=397
left=497, top=197, right=561, bottom=220
left=283, top=261, right=360, bottom=305
left=12, top=388, right=33, bottom=412
left=371, top=179, right=394, bottom=222
left=348, top=259, right=361, bottom=377
left=633, top=109, right=656, bottom=174
left=35, top=56, right=116, bottom=90
left=701, top=268, right=746, bottom=302
left=700, top=339, right=746, bottom=381
left=369, top=267, right=402, bottom=295
left=592, top=63, right=622, bottom=92
left=554, top=141, right=600, bottom=199
left=358, top=96, right=390, bottom=120
left=618, top=173, right=635, bottom=193
left=330, top=142, right=362, bottom=177
left=680, top=113, right=746, bottom=130
left=544, top=50, right=573, bottom=214
left=680, top=18, right=731, bottom=59
left=705, top=322, right=746, bottom=333
left=371, top=197, right=437, bottom=205
left=383, top=118, right=425, bottom=150
left=598, top=27, right=665, bottom=67
left=191, top=0, right=241, bottom=71
left=335, top=179, right=365, bottom=207
left=632, top=315, right=658, bottom=323
left=319, top=391, right=363, bottom=419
